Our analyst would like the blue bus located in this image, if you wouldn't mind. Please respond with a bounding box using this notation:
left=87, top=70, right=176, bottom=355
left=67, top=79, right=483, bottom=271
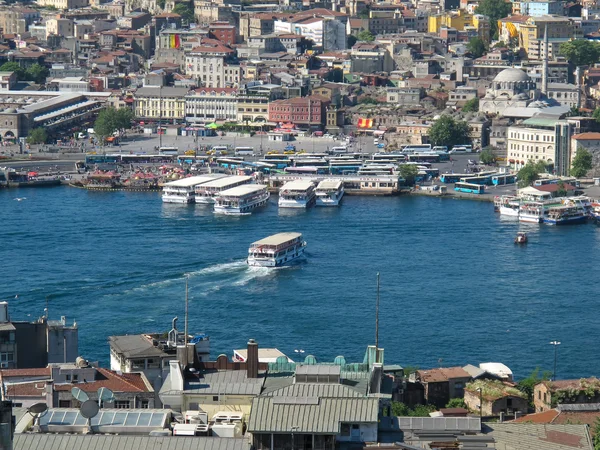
left=454, top=182, right=485, bottom=194
left=440, top=173, right=467, bottom=183
left=492, top=174, right=517, bottom=186
left=460, top=175, right=493, bottom=186
left=85, top=154, right=119, bottom=165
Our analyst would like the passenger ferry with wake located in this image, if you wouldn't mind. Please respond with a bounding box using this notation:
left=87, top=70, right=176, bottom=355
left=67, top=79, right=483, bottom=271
left=278, top=180, right=316, bottom=208
left=214, top=184, right=270, bottom=215
left=162, top=174, right=227, bottom=203
left=315, top=179, right=344, bottom=206
left=247, top=232, right=306, bottom=267
left=195, top=175, right=253, bottom=204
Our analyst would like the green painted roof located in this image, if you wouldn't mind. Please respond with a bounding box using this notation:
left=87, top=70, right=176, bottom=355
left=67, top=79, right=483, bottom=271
left=522, top=117, right=559, bottom=127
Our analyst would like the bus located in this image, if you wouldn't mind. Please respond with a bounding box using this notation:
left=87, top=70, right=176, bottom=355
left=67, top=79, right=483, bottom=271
left=294, top=159, right=329, bottom=168
left=454, top=182, right=485, bottom=194
left=209, top=145, right=228, bottom=155
left=263, top=154, right=289, bottom=161
left=440, top=173, right=466, bottom=183
left=460, top=175, right=493, bottom=185
left=234, top=146, right=255, bottom=156
left=492, top=174, right=517, bottom=186
left=85, top=154, right=119, bottom=165
left=408, top=153, right=440, bottom=163
left=259, top=158, right=290, bottom=169
left=402, top=144, right=432, bottom=154
left=330, top=146, right=349, bottom=155
left=158, top=146, right=179, bottom=156
left=373, top=153, right=405, bottom=162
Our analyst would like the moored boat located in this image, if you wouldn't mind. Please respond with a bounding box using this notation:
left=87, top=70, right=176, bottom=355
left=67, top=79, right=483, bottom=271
left=519, top=202, right=545, bottom=223
left=247, top=232, right=306, bottom=267
left=195, top=175, right=253, bottom=204
left=590, top=202, right=600, bottom=222
left=543, top=205, right=587, bottom=225
left=315, top=179, right=344, bottom=206
left=214, top=184, right=270, bottom=215
left=162, top=174, right=227, bottom=204
left=278, top=180, right=316, bottom=208
left=495, top=195, right=520, bottom=217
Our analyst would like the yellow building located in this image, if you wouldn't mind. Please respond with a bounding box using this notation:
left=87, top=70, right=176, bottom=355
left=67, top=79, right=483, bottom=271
left=133, top=86, right=188, bottom=122
left=428, top=10, right=476, bottom=34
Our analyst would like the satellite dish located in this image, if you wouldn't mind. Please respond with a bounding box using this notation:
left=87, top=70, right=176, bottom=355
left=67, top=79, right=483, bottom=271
left=71, top=387, right=89, bottom=402
left=97, top=387, right=114, bottom=406
left=28, top=402, right=48, bottom=415
left=80, top=400, right=100, bottom=419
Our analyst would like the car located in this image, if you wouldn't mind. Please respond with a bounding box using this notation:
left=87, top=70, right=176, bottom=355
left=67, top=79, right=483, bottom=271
left=468, top=159, right=476, bottom=165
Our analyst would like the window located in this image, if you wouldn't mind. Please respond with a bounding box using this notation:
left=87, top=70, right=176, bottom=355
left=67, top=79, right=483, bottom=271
left=140, top=400, right=150, bottom=409
left=114, top=401, right=130, bottom=409
left=212, top=395, right=219, bottom=401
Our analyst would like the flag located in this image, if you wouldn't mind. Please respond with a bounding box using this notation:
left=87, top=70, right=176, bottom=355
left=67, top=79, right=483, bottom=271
left=357, top=118, right=373, bottom=128
left=170, top=34, right=176, bottom=49
left=174, top=34, right=181, bottom=49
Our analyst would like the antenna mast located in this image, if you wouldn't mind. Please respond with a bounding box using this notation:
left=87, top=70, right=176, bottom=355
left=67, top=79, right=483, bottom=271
left=184, top=277, right=189, bottom=347
left=375, top=273, right=380, bottom=360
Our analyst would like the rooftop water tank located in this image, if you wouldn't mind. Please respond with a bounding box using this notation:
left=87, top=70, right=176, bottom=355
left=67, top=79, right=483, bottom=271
left=0, top=302, right=8, bottom=323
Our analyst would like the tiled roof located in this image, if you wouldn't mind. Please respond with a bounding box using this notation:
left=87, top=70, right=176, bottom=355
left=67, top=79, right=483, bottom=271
left=535, top=183, right=576, bottom=193
left=512, top=409, right=561, bottom=424
left=5, top=381, right=46, bottom=398
left=53, top=368, right=151, bottom=393
left=572, top=132, right=600, bottom=140
left=484, top=423, right=593, bottom=450
left=418, top=367, right=471, bottom=383
left=0, top=368, right=51, bottom=378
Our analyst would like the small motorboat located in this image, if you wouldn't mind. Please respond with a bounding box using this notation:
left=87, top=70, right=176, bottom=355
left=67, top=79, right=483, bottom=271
left=514, top=232, right=528, bottom=244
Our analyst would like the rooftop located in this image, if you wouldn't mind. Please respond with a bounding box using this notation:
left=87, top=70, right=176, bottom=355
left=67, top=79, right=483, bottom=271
left=417, top=367, right=471, bottom=383
left=218, top=184, right=268, bottom=197
left=483, top=423, right=593, bottom=450
left=465, top=379, right=526, bottom=401
left=573, top=132, right=600, bottom=141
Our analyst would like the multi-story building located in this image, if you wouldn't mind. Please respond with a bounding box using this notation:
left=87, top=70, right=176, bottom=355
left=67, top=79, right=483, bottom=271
left=185, top=87, right=238, bottom=123
left=520, top=16, right=581, bottom=60
left=268, top=96, right=330, bottom=130
left=506, top=117, right=573, bottom=175
left=534, top=379, right=600, bottom=413
left=184, top=39, right=239, bottom=88
left=0, top=72, right=17, bottom=92
left=350, top=43, right=394, bottom=73
left=274, top=10, right=348, bottom=51
left=239, top=13, right=283, bottom=41
left=237, top=83, right=284, bottom=123
left=386, top=87, right=422, bottom=106
left=0, top=7, right=40, bottom=35
left=46, top=18, right=74, bottom=39
left=519, top=0, right=564, bottom=17
left=447, top=86, right=478, bottom=107
left=37, top=0, right=88, bottom=9
left=428, top=10, right=490, bottom=41
left=133, top=86, right=188, bottom=122
left=208, top=21, right=237, bottom=46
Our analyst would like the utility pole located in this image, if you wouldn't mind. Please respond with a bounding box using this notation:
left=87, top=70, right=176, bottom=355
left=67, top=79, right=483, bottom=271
left=159, top=86, right=163, bottom=149
left=550, top=341, right=561, bottom=381
left=375, top=272, right=380, bottom=361
left=184, top=277, right=189, bottom=348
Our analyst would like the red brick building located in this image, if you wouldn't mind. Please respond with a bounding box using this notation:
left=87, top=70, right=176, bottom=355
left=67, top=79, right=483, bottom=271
left=208, top=21, right=238, bottom=46
left=268, top=96, right=330, bottom=130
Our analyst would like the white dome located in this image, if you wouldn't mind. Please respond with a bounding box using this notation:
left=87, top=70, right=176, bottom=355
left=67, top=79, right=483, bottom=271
left=494, top=68, right=531, bottom=83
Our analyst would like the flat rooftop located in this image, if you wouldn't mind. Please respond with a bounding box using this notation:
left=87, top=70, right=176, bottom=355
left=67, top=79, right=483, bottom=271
left=251, top=232, right=302, bottom=247
left=316, top=179, right=342, bottom=190
left=219, top=184, right=267, bottom=197
left=199, top=175, right=253, bottom=188
left=281, top=180, right=315, bottom=191
left=165, top=174, right=227, bottom=187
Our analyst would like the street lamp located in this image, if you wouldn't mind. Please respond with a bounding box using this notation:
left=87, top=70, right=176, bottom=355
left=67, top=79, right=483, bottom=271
left=476, top=387, right=483, bottom=419
left=550, top=341, right=561, bottom=381
left=291, top=426, right=299, bottom=450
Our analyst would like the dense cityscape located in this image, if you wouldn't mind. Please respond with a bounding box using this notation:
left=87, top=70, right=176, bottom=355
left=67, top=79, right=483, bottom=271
left=1, top=0, right=600, bottom=447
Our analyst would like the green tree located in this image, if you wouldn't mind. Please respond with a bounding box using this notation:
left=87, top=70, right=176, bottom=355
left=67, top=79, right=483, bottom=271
left=593, top=417, right=600, bottom=450
left=493, top=41, right=507, bottom=48
left=462, top=97, right=479, bottom=113
left=571, top=148, right=593, bottom=178
left=593, top=107, right=600, bottom=123
left=157, top=0, right=166, bottom=8
left=348, top=35, right=358, bottom=48
left=517, top=367, right=552, bottom=409
left=479, top=147, right=496, bottom=165
left=390, top=402, right=436, bottom=417
left=0, top=62, right=25, bottom=81
left=446, top=398, right=467, bottom=409
left=94, top=108, right=118, bottom=142
left=171, top=1, right=195, bottom=25
left=114, top=108, right=134, bottom=132
left=399, top=163, right=419, bottom=186
left=475, top=0, right=512, bottom=39
left=26, top=127, right=48, bottom=145
left=467, top=37, right=487, bottom=58
left=428, top=115, right=470, bottom=149
left=357, top=30, right=375, bottom=42
left=560, top=40, right=600, bottom=67
left=556, top=180, right=567, bottom=197
left=391, top=401, right=410, bottom=416
left=517, top=160, right=547, bottom=188
left=25, top=63, right=49, bottom=84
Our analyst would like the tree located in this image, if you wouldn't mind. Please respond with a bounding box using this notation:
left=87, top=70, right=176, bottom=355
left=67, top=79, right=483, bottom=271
left=399, top=164, right=419, bottom=186
left=517, top=367, right=552, bottom=408
left=157, top=0, right=166, bottom=8
left=428, top=115, right=471, bottom=149
left=560, top=40, right=600, bottom=67
left=347, top=35, right=358, bottom=48
left=467, top=37, right=487, bottom=58
left=94, top=108, right=118, bottom=142
left=556, top=180, right=568, bottom=197
left=357, top=30, right=375, bottom=42
left=446, top=398, right=467, bottom=409
left=171, top=1, right=195, bottom=25
left=26, top=127, right=47, bottom=145
left=0, top=62, right=25, bottom=81
left=114, top=108, right=134, bottom=133
left=462, top=98, right=479, bottom=113
left=517, top=161, right=546, bottom=188
left=593, top=107, right=600, bottom=123
left=479, top=147, right=496, bottom=165
left=493, top=41, right=507, bottom=48
left=25, top=63, right=49, bottom=84
left=475, top=0, right=512, bottom=39
left=593, top=417, right=600, bottom=450
left=390, top=402, right=436, bottom=417
left=571, top=148, right=593, bottom=178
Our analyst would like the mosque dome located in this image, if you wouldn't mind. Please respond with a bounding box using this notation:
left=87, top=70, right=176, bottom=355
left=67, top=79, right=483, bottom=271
left=494, top=68, right=531, bottom=83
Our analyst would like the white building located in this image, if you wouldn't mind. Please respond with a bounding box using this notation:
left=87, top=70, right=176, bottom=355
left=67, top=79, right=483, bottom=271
left=184, top=40, right=240, bottom=88
left=274, top=17, right=346, bottom=51
left=185, top=87, right=238, bottom=123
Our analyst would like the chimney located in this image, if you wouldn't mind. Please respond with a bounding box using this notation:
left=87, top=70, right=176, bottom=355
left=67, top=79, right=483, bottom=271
left=246, top=339, right=258, bottom=379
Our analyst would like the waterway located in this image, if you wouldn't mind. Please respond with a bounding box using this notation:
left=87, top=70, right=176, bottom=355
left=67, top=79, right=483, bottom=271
left=1, top=186, right=598, bottom=380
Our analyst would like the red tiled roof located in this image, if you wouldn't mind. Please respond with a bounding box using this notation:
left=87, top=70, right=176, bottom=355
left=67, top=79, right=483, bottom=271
left=0, top=368, right=51, bottom=378
left=572, top=132, right=600, bottom=140
left=500, top=15, right=530, bottom=23
left=512, top=409, right=560, bottom=424
left=535, top=183, right=576, bottom=193
left=155, top=12, right=181, bottom=18
left=53, top=368, right=151, bottom=393
left=418, top=367, right=471, bottom=383
left=5, top=381, right=46, bottom=398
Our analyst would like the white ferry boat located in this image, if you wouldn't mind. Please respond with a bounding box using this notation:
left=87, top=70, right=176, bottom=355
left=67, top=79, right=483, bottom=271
left=214, top=184, right=270, bottom=215
left=544, top=205, right=588, bottom=225
left=315, top=179, right=344, bottom=206
left=278, top=180, right=316, bottom=208
left=247, top=232, right=306, bottom=267
left=519, top=202, right=545, bottom=223
left=162, top=175, right=227, bottom=204
left=494, top=195, right=520, bottom=216
left=195, top=175, right=253, bottom=204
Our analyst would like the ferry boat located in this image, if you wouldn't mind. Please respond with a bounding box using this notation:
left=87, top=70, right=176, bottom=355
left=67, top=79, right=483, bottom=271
left=543, top=206, right=588, bottom=225
left=247, top=232, right=306, bottom=267
left=564, top=195, right=592, bottom=213
left=590, top=202, right=600, bottom=222
left=278, top=180, right=316, bottom=208
left=214, top=184, right=270, bottom=215
left=315, top=179, right=344, bottom=206
left=519, top=202, right=545, bottom=223
left=195, top=175, right=253, bottom=204
left=494, top=195, right=520, bottom=217
left=162, top=175, right=227, bottom=204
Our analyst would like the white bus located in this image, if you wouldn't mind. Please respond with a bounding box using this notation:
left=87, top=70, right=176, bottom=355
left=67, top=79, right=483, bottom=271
left=402, top=144, right=432, bottom=154
left=330, top=146, right=349, bottom=155
left=158, top=146, right=179, bottom=156
left=210, top=145, right=229, bottom=155
left=234, top=146, right=255, bottom=156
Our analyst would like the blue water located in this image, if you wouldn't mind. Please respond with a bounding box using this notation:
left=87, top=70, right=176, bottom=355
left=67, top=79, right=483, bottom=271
left=1, top=186, right=598, bottom=380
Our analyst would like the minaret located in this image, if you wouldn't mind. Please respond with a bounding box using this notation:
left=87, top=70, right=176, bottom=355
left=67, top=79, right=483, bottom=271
left=541, top=23, right=548, bottom=96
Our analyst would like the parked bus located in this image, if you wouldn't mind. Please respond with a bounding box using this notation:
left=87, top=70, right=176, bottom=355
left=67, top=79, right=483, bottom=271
left=402, top=144, right=432, bottom=154
left=234, top=146, right=255, bottom=156
left=373, top=153, right=406, bottom=162
left=492, top=174, right=517, bottom=186
left=460, top=175, right=493, bottom=186
left=454, top=182, right=485, bottom=194
left=440, top=173, right=466, bottom=183
left=408, top=153, right=440, bottom=163
left=158, top=146, right=178, bottom=156
left=330, top=146, right=349, bottom=155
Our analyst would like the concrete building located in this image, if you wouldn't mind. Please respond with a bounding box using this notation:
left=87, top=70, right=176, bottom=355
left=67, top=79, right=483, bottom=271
left=46, top=18, right=74, bottom=39
left=208, top=21, right=237, bottom=46
left=411, top=367, right=472, bottom=408
left=534, top=379, right=600, bottom=413
left=507, top=117, right=573, bottom=175
left=184, top=40, right=239, bottom=89
left=351, top=43, right=394, bottom=74
left=571, top=133, right=600, bottom=174
left=519, top=16, right=581, bottom=60
left=185, top=87, right=238, bottom=123
left=268, top=96, right=330, bottom=130
left=37, top=0, right=89, bottom=9
left=519, top=0, right=564, bottom=17
left=480, top=68, right=536, bottom=116
left=133, top=86, right=188, bottom=122
left=0, top=73, right=17, bottom=92
left=274, top=13, right=347, bottom=51
left=447, top=86, right=478, bottom=107
left=386, top=87, right=422, bottom=106
left=0, top=7, right=41, bottom=35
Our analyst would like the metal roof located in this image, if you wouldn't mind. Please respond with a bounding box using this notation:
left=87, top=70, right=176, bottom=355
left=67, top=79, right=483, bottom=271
left=316, top=179, right=343, bottom=190
left=484, top=423, right=593, bottom=450
left=184, top=370, right=265, bottom=395
left=280, top=179, right=315, bottom=191
left=218, top=184, right=267, bottom=197
left=263, top=383, right=362, bottom=398
left=199, top=176, right=253, bottom=188
left=165, top=174, right=227, bottom=188
left=248, top=397, right=378, bottom=433
left=14, top=434, right=251, bottom=450
left=251, top=232, right=302, bottom=247
left=108, top=335, right=166, bottom=359
left=296, top=365, right=340, bottom=376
